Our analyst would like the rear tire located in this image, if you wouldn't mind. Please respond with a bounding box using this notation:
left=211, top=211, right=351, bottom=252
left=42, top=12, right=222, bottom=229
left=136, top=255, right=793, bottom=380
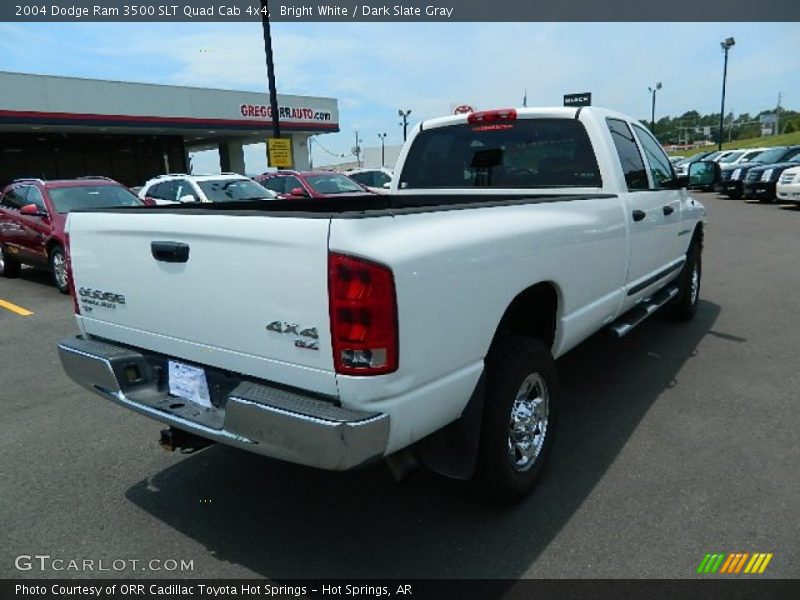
left=474, top=336, right=559, bottom=504
left=0, top=244, right=21, bottom=278
left=668, top=237, right=701, bottom=321
left=49, top=245, right=69, bottom=294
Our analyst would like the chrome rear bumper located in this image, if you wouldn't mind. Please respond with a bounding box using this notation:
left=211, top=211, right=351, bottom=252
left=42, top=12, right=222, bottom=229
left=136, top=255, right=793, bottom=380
left=57, top=336, right=389, bottom=470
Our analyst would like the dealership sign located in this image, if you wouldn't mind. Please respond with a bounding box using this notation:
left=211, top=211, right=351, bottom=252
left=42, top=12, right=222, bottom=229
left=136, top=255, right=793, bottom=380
left=240, top=104, right=333, bottom=123
left=563, top=93, right=592, bottom=107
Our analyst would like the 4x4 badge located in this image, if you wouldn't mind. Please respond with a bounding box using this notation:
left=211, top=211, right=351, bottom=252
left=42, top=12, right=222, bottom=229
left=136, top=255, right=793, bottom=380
left=266, top=321, right=320, bottom=349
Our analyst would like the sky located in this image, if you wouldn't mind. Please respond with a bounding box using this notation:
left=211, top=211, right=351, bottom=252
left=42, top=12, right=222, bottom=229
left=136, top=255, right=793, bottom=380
left=0, top=21, right=798, bottom=172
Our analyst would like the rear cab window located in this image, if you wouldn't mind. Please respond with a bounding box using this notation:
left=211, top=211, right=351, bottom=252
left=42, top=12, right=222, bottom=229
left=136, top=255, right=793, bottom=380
left=399, top=118, right=601, bottom=190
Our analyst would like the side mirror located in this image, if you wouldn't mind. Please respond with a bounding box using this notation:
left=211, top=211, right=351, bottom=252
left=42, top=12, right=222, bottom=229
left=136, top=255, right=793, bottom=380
left=178, top=194, right=197, bottom=203
left=20, top=203, right=47, bottom=217
left=141, top=196, right=157, bottom=206
left=290, top=187, right=308, bottom=197
left=382, top=182, right=392, bottom=189
left=688, top=161, right=720, bottom=188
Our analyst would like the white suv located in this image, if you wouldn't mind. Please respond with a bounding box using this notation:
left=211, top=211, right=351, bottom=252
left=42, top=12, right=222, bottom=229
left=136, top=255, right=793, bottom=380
left=139, top=173, right=278, bottom=205
left=344, top=168, right=393, bottom=194
left=776, top=166, right=800, bottom=204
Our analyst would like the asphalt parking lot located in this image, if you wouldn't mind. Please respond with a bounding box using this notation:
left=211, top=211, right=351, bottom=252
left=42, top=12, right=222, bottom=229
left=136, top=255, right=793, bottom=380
left=1, top=192, right=799, bottom=581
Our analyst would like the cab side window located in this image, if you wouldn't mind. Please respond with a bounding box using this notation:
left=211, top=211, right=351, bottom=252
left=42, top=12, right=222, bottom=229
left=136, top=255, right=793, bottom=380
left=157, top=181, right=180, bottom=202
left=606, top=118, right=648, bottom=191
left=2, top=186, right=29, bottom=209
left=174, top=180, right=198, bottom=202
left=349, top=172, right=372, bottom=186
left=632, top=124, right=674, bottom=189
left=26, top=187, right=48, bottom=212
left=284, top=176, right=303, bottom=193
left=260, top=177, right=286, bottom=194
left=146, top=183, right=165, bottom=200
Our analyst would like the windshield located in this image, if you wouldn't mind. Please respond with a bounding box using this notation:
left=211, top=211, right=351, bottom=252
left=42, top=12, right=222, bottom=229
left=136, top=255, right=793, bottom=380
left=305, top=174, right=366, bottom=194
left=753, top=147, right=790, bottom=164
left=741, top=151, right=763, bottom=162
left=719, top=151, right=743, bottom=163
left=48, top=185, right=143, bottom=213
left=399, top=118, right=601, bottom=189
left=197, top=179, right=276, bottom=202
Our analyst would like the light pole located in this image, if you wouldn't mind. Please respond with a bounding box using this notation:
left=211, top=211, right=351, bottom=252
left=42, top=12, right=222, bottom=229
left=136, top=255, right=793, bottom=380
left=719, top=37, right=735, bottom=151
left=648, top=82, right=662, bottom=135
left=398, top=109, right=412, bottom=142
left=377, top=132, right=387, bottom=167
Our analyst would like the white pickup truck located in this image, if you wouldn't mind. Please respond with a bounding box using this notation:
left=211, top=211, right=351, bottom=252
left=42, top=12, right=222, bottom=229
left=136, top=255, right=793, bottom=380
left=58, top=107, right=716, bottom=502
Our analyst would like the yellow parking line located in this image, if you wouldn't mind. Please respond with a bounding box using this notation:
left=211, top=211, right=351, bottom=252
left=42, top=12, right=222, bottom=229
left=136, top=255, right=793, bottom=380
left=0, top=299, right=34, bottom=316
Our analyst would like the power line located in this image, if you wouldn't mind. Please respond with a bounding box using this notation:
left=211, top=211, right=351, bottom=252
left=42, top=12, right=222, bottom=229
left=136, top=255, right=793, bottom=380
left=310, top=136, right=347, bottom=158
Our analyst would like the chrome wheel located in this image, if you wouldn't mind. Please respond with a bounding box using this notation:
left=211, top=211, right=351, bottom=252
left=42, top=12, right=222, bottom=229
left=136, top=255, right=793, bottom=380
left=52, top=250, right=67, bottom=290
left=508, top=373, right=549, bottom=472
left=689, top=262, right=700, bottom=306
left=0, top=247, right=5, bottom=273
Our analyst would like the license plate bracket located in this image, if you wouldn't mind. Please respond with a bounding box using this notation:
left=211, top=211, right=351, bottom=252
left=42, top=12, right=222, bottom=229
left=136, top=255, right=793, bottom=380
left=168, top=360, right=212, bottom=409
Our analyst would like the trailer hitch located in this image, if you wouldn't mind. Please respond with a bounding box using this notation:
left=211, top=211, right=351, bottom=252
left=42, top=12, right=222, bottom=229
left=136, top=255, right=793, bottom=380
left=159, top=427, right=215, bottom=454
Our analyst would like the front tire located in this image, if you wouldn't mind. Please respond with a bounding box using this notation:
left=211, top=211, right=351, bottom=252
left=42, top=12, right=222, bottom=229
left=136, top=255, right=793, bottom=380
left=474, top=336, right=559, bottom=504
left=0, top=244, right=21, bottom=278
left=49, top=246, right=69, bottom=294
left=668, top=237, right=702, bottom=321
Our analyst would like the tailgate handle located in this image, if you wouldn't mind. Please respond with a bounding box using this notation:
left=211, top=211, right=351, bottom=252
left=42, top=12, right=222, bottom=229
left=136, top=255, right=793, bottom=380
left=151, top=241, right=190, bottom=263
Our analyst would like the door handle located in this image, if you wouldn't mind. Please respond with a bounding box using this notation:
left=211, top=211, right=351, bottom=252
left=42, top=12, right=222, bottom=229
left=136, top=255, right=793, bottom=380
left=151, top=241, right=190, bottom=263
left=632, top=210, right=646, bottom=222
left=663, top=205, right=675, bottom=216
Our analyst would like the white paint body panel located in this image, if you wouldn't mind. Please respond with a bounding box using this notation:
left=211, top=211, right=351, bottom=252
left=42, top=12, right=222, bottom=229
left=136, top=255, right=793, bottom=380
left=68, top=212, right=338, bottom=397
left=67, top=107, right=706, bottom=456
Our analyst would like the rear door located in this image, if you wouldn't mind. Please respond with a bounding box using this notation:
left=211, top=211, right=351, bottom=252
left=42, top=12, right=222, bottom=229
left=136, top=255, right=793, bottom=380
left=68, top=210, right=338, bottom=396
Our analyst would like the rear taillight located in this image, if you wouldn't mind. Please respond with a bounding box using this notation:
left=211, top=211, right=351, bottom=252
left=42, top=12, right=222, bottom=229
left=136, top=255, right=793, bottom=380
left=467, top=108, right=517, bottom=124
left=64, top=232, right=80, bottom=315
left=328, top=253, right=398, bottom=375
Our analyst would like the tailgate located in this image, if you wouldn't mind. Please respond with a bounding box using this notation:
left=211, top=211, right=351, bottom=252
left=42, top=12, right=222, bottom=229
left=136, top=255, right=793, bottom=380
left=67, top=211, right=337, bottom=397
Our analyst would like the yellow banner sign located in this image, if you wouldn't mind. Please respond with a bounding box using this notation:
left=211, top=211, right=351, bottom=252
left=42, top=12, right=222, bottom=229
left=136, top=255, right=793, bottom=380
left=268, top=138, right=293, bottom=168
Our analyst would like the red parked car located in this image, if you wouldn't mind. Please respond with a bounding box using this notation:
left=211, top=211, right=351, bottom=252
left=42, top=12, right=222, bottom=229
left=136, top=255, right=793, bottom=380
left=254, top=170, right=375, bottom=199
left=0, top=177, right=144, bottom=293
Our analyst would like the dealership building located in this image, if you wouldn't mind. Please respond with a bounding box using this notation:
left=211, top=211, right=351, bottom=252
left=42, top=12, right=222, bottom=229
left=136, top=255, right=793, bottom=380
left=0, top=71, right=339, bottom=187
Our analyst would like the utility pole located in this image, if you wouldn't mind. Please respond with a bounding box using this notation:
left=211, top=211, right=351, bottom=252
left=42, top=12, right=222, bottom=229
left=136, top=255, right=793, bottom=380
left=352, top=132, right=362, bottom=167
left=260, top=0, right=280, bottom=141
left=776, top=92, right=782, bottom=136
